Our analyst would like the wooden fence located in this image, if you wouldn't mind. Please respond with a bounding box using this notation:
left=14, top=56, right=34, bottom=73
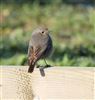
left=0, top=66, right=95, bottom=100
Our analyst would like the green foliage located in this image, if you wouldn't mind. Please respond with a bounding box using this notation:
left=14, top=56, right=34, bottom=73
left=1, top=0, right=95, bottom=5
left=0, top=54, right=27, bottom=65
left=0, top=3, right=95, bottom=67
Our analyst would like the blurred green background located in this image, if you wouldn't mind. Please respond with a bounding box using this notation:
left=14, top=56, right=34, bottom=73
left=0, top=0, right=95, bottom=67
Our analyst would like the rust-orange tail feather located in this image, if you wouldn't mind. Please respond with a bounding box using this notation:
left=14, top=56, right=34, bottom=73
left=28, top=63, right=35, bottom=73
left=28, top=57, right=35, bottom=73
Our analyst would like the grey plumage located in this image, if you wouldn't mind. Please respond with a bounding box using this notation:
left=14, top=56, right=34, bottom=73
left=28, top=27, right=53, bottom=73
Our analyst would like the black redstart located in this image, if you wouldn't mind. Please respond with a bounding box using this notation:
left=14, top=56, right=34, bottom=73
left=28, top=26, right=53, bottom=73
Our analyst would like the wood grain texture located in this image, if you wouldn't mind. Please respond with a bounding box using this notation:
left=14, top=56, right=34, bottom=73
left=0, top=66, right=95, bottom=100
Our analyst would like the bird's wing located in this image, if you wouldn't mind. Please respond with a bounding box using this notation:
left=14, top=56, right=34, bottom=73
left=28, top=45, right=41, bottom=66
left=28, top=45, right=42, bottom=73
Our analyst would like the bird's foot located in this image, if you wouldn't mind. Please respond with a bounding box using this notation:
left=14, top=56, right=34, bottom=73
left=36, top=65, right=41, bottom=68
left=44, top=64, right=51, bottom=68
left=36, top=64, right=52, bottom=69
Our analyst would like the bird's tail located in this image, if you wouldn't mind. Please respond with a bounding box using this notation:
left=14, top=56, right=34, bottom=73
left=28, top=63, right=35, bottom=73
left=28, top=58, right=35, bottom=73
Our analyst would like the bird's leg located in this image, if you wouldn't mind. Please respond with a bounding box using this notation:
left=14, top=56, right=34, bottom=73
left=44, top=59, right=48, bottom=65
left=36, top=59, right=48, bottom=69
left=44, top=59, right=50, bottom=68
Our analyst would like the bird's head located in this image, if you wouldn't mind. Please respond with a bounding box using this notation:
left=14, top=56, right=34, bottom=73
left=32, top=26, right=50, bottom=36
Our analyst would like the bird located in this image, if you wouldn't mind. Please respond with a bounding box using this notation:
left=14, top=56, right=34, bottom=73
left=28, top=26, right=53, bottom=73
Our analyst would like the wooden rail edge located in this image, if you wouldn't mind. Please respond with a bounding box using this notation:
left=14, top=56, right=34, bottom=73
left=0, top=66, right=95, bottom=100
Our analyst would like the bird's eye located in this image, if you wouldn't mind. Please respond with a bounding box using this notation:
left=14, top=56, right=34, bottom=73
left=42, top=31, right=44, bottom=33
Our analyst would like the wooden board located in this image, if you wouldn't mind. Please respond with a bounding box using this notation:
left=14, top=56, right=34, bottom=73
left=0, top=66, right=95, bottom=100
